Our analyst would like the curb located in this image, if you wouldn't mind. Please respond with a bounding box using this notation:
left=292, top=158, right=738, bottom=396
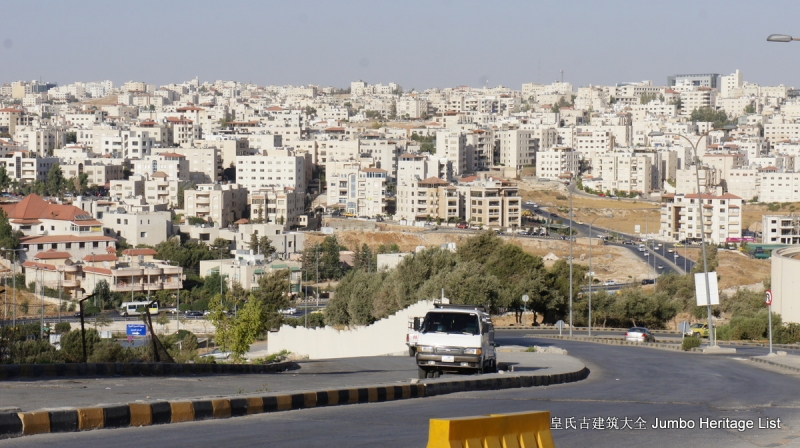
left=749, top=357, right=800, bottom=373
left=495, top=326, right=682, bottom=335
left=0, top=367, right=590, bottom=439
left=0, top=361, right=298, bottom=381
left=531, top=335, right=703, bottom=353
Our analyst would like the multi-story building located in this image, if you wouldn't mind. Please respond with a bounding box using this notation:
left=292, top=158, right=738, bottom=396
left=184, top=183, right=248, bottom=228
left=236, top=149, right=306, bottom=193
left=536, top=147, right=580, bottom=181
left=759, top=171, right=800, bottom=202
left=435, top=131, right=468, bottom=178
left=496, top=129, right=546, bottom=174
left=13, top=126, right=65, bottom=156
left=457, top=174, right=521, bottom=229
left=249, top=187, right=305, bottom=229
left=131, top=152, right=189, bottom=182
left=667, top=73, right=720, bottom=89
left=173, top=145, right=222, bottom=184
left=725, top=166, right=761, bottom=201
left=762, top=214, right=800, bottom=244
left=326, top=161, right=386, bottom=217
left=659, top=192, right=743, bottom=244
left=395, top=177, right=459, bottom=223
left=675, top=166, right=720, bottom=195
left=0, top=152, right=59, bottom=185
left=100, top=210, right=173, bottom=247
left=61, top=161, right=124, bottom=187
left=592, top=151, right=654, bottom=194
left=0, top=108, right=23, bottom=135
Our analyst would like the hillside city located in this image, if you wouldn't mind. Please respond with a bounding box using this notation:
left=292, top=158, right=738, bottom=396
left=0, top=71, right=795, bottom=333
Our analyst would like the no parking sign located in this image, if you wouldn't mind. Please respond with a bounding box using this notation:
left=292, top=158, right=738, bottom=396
left=765, top=290, right=773, bottom=306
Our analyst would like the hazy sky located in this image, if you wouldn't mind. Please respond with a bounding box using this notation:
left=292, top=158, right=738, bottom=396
left=2, top=0, right=800, bottom=90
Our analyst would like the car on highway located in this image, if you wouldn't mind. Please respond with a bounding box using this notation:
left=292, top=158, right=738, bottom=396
left=667, top=249, right=674, bottom=253
left=279, top=308, right=297, bottom=315
left=641, top=279, right=656, bottom=285
left=199, top=348, right=231, bottom=360
left=686, top=323, right=709, bottom=338
left=185, top=310, right=203, bottom=317
left=625, top=327, right=655, bottom=343
left=456, top=222, right=468, bottom=229
left=674, top=243, right=684, bottom=248
left=602, top=280, right=616, bottom=286
left=657, top=264, right=663, bottom=269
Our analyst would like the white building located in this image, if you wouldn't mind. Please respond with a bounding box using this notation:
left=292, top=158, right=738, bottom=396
left=659, top=192, right=743, bottom=244
left=536, top=147, right=579, bottom=180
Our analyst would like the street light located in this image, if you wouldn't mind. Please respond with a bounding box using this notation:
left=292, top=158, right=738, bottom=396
left=167, top=259, right=180, bottom=335
left=1, top=247, right=24, bottom=327
left=767, top=34, right=800, bottom=43
left=588, top=213, right=613, bottom=337
left=649, top=126, right=735, bottom=347
left=568, top=180, right=574, bottom=337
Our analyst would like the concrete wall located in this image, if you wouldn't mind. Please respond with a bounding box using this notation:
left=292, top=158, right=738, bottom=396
left=268, top=300, right=435, bottom=359
left=771, top=247, right=800, bottom=324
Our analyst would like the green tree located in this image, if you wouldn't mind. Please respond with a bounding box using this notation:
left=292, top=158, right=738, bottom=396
left=228, top=293, right=267, bottom=361
left=690, top=107, right=731, bottom=128
left=319, top=235, right=344, bottom=280
left=0, top=165, right=10, bottom=192
left=0, top=208, right=21, bottom=258
left=258, top=236, right=276, bottom=259
left=45, top=164, right=66, bottom=198
left=207, top=293, right=232, bottom=351
left=65, top=131, right=77, bottom=144
left=251, top=270, right=291, bottom=330
left=93, top=280, right=112, bottom=310
left=249, top=233, right=260, bottom=254
left=744, top=103, right=756, bottom=114
left=211, top=238, right=231, bottom=259
left=60, top=328, right=101, bottom=362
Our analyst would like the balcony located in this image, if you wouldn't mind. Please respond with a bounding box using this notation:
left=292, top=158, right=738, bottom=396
left=143, top=267, right=163, bottom=276
left=112, top=283, right=143, bottom=292
left=62, top=279, right=80, bottom=288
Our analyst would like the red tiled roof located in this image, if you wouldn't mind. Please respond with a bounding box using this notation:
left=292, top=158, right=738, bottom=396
left=34, top=249, right=72, bottom=260
left=0, top=108, right=23, bottom=113
left=83, top=266, right=112, bottom=275
left=1, top=194, right=98, bottom=223
left=267, top=106, right=284, bottom=111
left=419, top=177, right=449, bottom=185
left=122, top=248, right=158, bottom=256
left=156, top=152, right=186, bottom=158
left=21, top=261, right=56, bottom=271
left=83, top=254, right=118, bottom=262
left=234, top=218, right=249, bottom=224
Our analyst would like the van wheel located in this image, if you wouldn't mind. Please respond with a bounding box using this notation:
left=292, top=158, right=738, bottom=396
left=417, top=366, right=428, bottom=379
left=408, top=347, right=416, bottom=356
left=489, top=359, right=497, bottom=373
left=430, top=370, right=440, bottom=379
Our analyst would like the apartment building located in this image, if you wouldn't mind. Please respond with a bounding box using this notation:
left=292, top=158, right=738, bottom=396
left=725, top=167, right=761, bottom=201
left=0, top=108, right=23, bottom=135
left=496, top=129, right=546, bottom=173
left=173, top=145, right=221, bottom=184
left=236, top=150, right=306, bottom=193
left=436, top=131, right=468, bottom=177
left=0, top=152, right=59, bottom=184
left=457, top=175, right=521, bottom=229
left=659, top=193, right=743, bottom=244
left=759, top=172, right=800, bottom=202
left=326, top=161, right=386, bottom=217
left=536, top=147, right=580, bottom=180
left=61, top=161, right=124, bottom=187
left=593, top=151, right=654, bottom=194
left=359, top=137, right=402, bottom=181
left=131, top=152, right=189, bottom=181
left=248, top=187, right=305, bottom=229
left=680, top=88, right=717, bottom=115
left=395, top=176, right=459, bottom=223
left=762, top=214, right=800, bottom=244
left=675, top=166, right=720, bottom=195
left=13, top=126, right=65, bottom=156
left=101, top=210, right=173, bottom=247
left=764, top=123, right=800, bottom=148
left=184, top=183, right=248, bottom=227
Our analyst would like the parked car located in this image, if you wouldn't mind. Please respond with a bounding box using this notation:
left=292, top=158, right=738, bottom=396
left=185, top=310, right=203, bottom=317
left=625, top=327, right=655, bottom=343
left=674, top=243, right=684, bottom=248
left=686, top=323, right=709, bottom=338
left=199, top=349, right=231, bottom=360
left=602, top=280, right=616, bottom=286
left=456, top=222, right=468, bottom=229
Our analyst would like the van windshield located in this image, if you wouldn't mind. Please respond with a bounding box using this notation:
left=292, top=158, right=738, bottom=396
left=420, top=312, right=480, bottom=335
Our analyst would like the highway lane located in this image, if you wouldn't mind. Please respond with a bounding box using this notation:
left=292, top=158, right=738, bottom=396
left=9, top=332, right=800, bottom=447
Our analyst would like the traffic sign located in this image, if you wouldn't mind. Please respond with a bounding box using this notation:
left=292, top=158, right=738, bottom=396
left=678, top=321, right=690, bottom=335
left=521, top=294, right=529, bottom=303
left=765, top=290, right=773, bottom=306
left=126, top=324, right=147, bottom=336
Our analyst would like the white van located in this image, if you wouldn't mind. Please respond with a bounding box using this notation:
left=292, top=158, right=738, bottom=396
left=414, top=304, right=496, bottom=379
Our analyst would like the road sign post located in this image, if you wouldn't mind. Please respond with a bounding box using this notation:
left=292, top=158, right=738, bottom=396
left=678, top=321, right=690, bottom=340
left=766, top=290, right=773, bottom=355
left=521, top=294, right=529, bottom=327
left=555, top=319, right=565, bottom=337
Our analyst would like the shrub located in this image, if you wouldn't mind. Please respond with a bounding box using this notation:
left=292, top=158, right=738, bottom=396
left=682, top=336, right=701, bottom=351
left=60, top=328, right=101, bottom=362
left=54, top=322, right=71, bottom=334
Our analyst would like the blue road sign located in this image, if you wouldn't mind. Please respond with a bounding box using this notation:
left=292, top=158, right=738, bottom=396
left=126, top=324, right=147, bottom=336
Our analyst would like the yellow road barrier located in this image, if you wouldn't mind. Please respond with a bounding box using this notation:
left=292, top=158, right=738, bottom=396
left=427, top=410, right=554, bottom=448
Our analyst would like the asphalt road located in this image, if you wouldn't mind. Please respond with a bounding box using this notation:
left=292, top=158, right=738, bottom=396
left=7, top=331, right=800, bottom=447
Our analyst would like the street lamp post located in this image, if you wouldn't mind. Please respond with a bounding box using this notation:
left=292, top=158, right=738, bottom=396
left=588, top=213, right=613, bottom=337
left=766, top=34, right=800, bottom=42
left=649, top=127, right=734, bottom=347
left=568, top=181, right=574, bottom=337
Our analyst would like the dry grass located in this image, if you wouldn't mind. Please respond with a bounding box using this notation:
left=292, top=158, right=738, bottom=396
left=678, top=248, right=770, bottom=290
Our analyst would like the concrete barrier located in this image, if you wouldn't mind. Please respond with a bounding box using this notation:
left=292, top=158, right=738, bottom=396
left=0, top=361, right=297, bottom=381
left=0, top=367, right=588, bottom=440
left=427, top=410, right=554, bottom=448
